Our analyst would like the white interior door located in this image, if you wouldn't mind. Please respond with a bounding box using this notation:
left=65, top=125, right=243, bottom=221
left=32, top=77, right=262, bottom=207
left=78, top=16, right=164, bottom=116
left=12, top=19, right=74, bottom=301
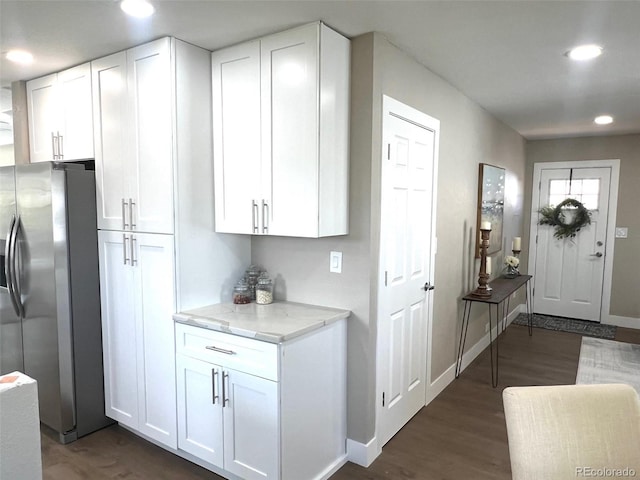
left=377, top=96, right=438, bottom=447
left=532, top=166, right=611, bottom=321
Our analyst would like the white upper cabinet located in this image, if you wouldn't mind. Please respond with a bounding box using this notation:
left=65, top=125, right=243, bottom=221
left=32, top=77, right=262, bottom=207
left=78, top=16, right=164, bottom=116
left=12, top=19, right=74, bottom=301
left=27, top=63, right=94, bottom=163
left=212, top=41, right=261, bottom=235
left=212, top=22, right=350, bottom=238
left=92, top=38, right=174, bottom=234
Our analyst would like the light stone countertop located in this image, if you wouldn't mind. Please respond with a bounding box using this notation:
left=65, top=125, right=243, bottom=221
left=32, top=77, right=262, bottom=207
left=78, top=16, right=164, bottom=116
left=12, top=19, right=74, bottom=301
left=173, top=301, right=350, bottom=343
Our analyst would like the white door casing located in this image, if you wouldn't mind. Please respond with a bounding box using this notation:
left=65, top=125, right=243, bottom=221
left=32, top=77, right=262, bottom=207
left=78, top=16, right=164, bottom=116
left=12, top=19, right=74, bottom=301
left=528, top=160, right=620, bottom=323
left=377, top=96, right=439, bottom=448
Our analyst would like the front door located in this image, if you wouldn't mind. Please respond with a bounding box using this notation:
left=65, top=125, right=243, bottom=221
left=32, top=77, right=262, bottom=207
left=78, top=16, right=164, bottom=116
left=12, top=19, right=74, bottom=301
left=531, top=166, right=611, bottom=321
left=377, top=96, right=439, bottom=447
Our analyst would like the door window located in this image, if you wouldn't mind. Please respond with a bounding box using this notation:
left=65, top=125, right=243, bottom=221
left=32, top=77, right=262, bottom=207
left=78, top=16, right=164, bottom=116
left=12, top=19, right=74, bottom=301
left=548, top=178, right=600, bottom=210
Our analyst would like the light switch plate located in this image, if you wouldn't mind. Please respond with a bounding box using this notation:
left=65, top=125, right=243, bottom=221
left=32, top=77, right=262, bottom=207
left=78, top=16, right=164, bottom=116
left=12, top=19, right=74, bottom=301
left=330, top=251, right=342, bottom=273
left=615, top=227, right=628, bottom=239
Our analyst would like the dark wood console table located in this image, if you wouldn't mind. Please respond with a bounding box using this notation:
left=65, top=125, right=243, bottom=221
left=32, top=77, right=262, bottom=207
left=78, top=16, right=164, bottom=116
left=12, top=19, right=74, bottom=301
left=455, top=275, right=533, bottom=387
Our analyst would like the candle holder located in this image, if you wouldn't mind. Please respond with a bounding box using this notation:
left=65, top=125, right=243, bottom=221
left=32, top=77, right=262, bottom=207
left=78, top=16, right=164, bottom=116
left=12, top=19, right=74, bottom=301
left=471, top=227, right=492, bottom=298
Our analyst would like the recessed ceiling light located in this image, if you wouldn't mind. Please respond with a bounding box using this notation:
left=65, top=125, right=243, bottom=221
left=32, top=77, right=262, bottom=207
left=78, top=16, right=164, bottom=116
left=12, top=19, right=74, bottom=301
left=566, top=44, right=603, bottom=61
left=594, top=115, right=613, bottom=125
left=6, top=49, right=34, bottom=65
left=120, top=0, right=155, bottom=18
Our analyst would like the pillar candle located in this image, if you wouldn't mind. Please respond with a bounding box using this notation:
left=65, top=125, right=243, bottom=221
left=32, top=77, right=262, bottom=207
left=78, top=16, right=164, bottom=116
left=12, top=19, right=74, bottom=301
left=480, top=221, right=491, bottom=230
left=513, top=237, right=521, bottom=251
left=486, top=257, right=492, bottom=275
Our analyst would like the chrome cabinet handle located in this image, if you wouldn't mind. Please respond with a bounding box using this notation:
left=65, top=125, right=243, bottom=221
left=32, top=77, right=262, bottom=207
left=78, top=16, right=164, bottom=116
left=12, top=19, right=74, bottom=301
left=252, top=200, right=259, bottom=233
left=211, top=368, right=219, bottom=404
left=590, top=252, right=603, bottom=258
left=129, top=198, right=136, bottom=229
left=262, top=200, right=269, bottom=234
left=58, top=133, right=63, bottom=160
left=222, top=371, right=229, bottom=407
left=51, top=132, right=57, bottom=159
left=131, top=236, right=137, bottom=266
left=122, top=199, right=129, bottom=229
left=123, top=234, right=130, bottom=265
left=205, top=345, right=236, bottom=355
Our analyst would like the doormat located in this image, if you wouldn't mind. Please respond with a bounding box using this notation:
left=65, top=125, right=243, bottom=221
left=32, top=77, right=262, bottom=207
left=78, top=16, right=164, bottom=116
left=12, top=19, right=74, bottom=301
left=512, top=313, right=616, bottom=339
left=576, top=337, right=640, bottom=395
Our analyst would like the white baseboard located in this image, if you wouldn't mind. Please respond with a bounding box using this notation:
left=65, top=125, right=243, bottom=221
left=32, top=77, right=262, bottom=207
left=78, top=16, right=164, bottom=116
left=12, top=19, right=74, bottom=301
left=604, top=315, right=640, bottom=330
left=316, top=454, right=348, bottom=480
left=346, top=437, right=382, bottom=467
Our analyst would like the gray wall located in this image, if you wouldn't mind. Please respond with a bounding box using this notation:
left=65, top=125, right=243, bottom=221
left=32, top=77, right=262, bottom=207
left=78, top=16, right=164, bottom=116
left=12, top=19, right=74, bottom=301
left=525, top=135, right=640, bottom=319
left=252, top=32, right=527, bottom=445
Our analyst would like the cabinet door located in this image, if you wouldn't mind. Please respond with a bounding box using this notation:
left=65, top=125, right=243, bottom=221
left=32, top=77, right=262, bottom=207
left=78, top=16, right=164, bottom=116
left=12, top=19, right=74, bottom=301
left=26, top=73, right=58, bottom=163
left=132, top=232, right=177, bottom=448
left=127, top=38, right=174, bottom=234
left=223, top=369, right=279, bottom=480
left=176, top=354, right=224, bottom=466
left=98, top=231, right=138, bottom=429
left=92, top=51, right=131, bottom=231
left=261, top=25, right=319, bottom=237
left=212, top=41, right=261, bottom=234
left=57, top=63, right=94, bottom=161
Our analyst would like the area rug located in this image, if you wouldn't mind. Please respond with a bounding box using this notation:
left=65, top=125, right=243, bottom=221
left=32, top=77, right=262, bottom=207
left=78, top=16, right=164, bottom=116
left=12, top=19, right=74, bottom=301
left=576, top=337, right=640, bottom=395
left=511, top=313, right=616, bottom=339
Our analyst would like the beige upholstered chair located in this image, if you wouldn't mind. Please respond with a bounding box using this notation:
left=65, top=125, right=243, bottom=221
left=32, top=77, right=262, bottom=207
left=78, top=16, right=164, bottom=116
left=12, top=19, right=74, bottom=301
left=503, top=384, right=640, bottom=480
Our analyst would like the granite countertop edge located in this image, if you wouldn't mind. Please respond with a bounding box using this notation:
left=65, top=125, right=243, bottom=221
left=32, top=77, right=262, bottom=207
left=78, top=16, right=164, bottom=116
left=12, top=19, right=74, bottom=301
left=173, top=301, right=350, bottom=344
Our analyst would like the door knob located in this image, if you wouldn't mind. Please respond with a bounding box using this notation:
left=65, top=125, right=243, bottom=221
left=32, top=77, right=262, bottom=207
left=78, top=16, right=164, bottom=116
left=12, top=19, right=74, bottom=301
left=596, top=241, right=603, bottom=247
left=423, top=283, right=435, bottom=291
left=590, top=252, right=603, bottom=258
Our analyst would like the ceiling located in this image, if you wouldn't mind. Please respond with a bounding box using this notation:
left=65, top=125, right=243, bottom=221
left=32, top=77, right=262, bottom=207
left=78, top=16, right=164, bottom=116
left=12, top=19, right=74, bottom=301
left=1, top=0, right=639, bottom=140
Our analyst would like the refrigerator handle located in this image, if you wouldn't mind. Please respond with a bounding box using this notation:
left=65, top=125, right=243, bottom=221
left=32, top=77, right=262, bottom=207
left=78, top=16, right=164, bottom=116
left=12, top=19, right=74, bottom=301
left=6, top=215, right=23, bottom=317
left=4, top=215, right=16, bottom=294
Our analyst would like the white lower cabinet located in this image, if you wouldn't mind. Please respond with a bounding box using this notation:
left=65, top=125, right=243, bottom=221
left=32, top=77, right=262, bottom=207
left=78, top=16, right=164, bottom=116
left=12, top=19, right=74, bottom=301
left=98, top=230, right=177, bottom=448
left=176, top=355, right=279, bottom=480
left=175, top=319, right=346, bottom=480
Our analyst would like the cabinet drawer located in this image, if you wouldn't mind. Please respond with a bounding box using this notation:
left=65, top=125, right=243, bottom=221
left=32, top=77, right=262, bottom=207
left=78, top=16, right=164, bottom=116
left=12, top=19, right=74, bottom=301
left=175, top=323, right=279, bottom=381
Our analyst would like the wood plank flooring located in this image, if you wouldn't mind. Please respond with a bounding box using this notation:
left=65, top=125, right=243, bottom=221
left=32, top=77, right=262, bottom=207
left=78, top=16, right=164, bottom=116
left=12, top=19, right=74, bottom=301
left=41, top=324, right=640, bottom=480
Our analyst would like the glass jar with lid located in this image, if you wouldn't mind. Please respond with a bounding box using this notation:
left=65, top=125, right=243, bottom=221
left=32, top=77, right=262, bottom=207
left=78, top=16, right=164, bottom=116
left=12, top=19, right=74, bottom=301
left=245, top=264, right=262, bottom=300
left=255, top=272, right=273, bottom=305
left=232, top=278, right=251, bottom=304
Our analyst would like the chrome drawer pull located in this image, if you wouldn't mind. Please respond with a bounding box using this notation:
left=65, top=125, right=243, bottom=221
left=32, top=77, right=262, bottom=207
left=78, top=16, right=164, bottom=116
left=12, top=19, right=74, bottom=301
left=205, top=345, right=237, bottom=355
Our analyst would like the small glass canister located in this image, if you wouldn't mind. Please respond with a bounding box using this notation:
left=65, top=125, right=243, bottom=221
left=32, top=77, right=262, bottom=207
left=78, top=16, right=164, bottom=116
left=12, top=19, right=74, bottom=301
left=255, top=272, right=274, bottom=305
left=246, top=264, right=262, bottom=300
left=232, top=278, right=251, bottom=304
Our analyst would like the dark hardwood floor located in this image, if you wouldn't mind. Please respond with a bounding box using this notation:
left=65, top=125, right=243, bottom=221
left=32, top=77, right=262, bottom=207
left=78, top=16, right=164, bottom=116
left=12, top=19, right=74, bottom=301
left=41, top=325, right=640, bottom=480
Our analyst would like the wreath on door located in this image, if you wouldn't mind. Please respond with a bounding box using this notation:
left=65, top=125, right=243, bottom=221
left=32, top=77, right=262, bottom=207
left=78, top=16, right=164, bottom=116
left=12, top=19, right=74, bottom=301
left=538, top=198, right=591, bottom=239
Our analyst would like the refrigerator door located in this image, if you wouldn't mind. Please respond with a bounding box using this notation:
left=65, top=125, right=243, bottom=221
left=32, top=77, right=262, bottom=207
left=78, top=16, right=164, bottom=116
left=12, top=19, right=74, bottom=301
left=0, top=166, right=23, bottom=375
left=15, top=162, right=75, bottom=435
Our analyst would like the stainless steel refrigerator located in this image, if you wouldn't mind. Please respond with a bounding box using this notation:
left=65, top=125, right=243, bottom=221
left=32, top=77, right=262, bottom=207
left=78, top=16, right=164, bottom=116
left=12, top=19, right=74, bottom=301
left=1, top=161, right=112, bottom=443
